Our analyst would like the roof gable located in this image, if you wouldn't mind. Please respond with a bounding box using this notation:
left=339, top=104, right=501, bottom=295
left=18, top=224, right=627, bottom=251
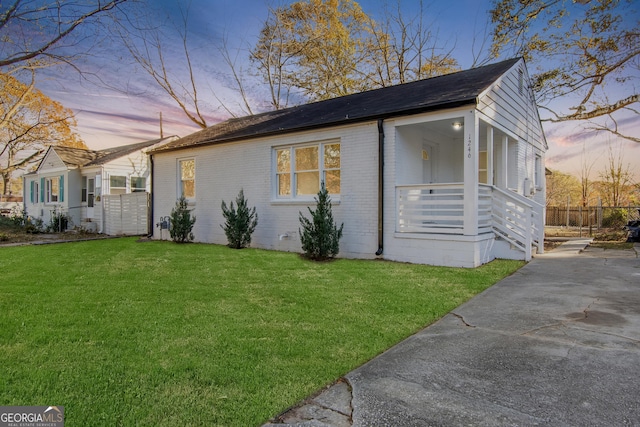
left=152, top=58, right=521, bottom=154
left=36, top=146, right=90, bottom=172
left=36, top=137, right=176, bottom=171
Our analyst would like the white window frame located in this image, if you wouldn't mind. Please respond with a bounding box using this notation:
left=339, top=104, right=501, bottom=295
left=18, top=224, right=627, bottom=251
left=81, top=178, right=87, bottom=202
left=131, top=176, right=146, bottom=193
left=45, top=177, right=59, bottom=204
left=273, top=140, right=341, bottom=202
left=33, top=181, right=39, bottom=204
left=109, top=175, right=127, bottom=195
left=178, top=158, right=196, bottom=201
left=87, top=177, right=95, bottom=207
left=534, top=154, right=542, bottom=190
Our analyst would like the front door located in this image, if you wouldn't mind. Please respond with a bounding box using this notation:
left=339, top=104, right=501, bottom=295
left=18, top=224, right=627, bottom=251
left=422, top=142, right=437, bottom=183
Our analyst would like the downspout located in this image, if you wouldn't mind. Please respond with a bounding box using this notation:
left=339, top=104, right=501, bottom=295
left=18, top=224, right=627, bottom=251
left=148, top=154, right=154, bottom=237
left=376, top=119, right=385, bottom=256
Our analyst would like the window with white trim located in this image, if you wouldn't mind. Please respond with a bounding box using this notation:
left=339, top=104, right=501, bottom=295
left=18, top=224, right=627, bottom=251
left=82, top=178, right=87, bottom=202
left=131, top=176, right=146, bottom=192
left=46, top=177, right=59, bottom=203
left=275, top=142, right=340, bottom=199
left=110, top=175, right=126, bottom=195
left=87, top=178, right=95, bottom=207
left=31, top=181, right=39, bottom=204
left=534, top=154, right=542, bottom=189
left=179, top=159, right=195, bottom=199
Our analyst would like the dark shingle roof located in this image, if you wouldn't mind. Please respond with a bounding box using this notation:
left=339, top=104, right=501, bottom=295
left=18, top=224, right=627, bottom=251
left=151, top=58, right=521, bottom=154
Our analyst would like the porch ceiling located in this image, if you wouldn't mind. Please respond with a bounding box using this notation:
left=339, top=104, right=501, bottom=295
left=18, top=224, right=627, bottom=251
left=398, top=118, right=509, bottom=146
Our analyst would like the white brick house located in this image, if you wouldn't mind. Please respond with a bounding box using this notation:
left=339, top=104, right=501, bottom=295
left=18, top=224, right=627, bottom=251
left=150, top=58, right=547, bottom=267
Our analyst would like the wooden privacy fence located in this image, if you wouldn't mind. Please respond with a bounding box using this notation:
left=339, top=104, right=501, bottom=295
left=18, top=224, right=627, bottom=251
left=546, top=205, right=640, bottom=228
left=103, top=192, right=149, bottom=236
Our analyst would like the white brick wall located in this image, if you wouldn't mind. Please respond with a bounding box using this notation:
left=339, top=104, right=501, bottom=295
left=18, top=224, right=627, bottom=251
left=152, top=122, right=380, bottom=258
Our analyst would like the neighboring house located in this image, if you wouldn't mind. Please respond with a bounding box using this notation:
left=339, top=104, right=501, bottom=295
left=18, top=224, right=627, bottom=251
left=23, top=136, right=176, bottom=234
left=150, top=58, right=546, bottom=267
left=0, top=195, right=22, bottom=216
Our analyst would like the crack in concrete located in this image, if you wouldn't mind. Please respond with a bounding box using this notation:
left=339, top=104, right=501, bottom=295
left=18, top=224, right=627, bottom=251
left=451, top=312, right=476, bottom=328
left=265, top=377, right=353, bottom=426
left=582, top=298, right=601, bottom=319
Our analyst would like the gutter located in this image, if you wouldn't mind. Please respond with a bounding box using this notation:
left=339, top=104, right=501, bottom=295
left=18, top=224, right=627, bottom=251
left=376, top=119, right=384, bottom=256
left=148, top=154, right=154, bottom=237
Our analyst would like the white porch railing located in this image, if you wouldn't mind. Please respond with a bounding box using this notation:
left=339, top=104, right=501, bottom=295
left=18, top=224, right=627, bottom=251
left=490, top=186, right=544, bottom=260
left=396, top=183, right=544, bottom=259
left=397, top=183, right=464, bottom=234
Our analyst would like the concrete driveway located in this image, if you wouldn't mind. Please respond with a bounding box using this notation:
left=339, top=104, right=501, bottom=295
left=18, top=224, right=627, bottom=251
left=266, top=241, right=640, bottom=426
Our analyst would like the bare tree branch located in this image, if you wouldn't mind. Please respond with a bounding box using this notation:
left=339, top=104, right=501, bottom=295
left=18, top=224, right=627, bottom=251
left=0, top=0, right=129, bottom=68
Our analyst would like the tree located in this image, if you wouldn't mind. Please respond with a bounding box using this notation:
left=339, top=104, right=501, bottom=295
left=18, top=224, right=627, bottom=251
left=117, top=2, right=215, bottom=128
left=221, top=189, right=258, bottom=249
left=299, top=181, right=344, bottom=260
left=598, top=141, right=635, bottom=206
left=117, top=1, right=260, bottom=126
left=360, top=0, right=459, bottom=88
left=0, top=69, right=85, bottom=195
left=490, top=0, right=640, bottom=143
left=252, top=0, right=462, bottom=105
left=169, top=195, right=196, bottom=243
left=579, top=144, right=597, bottom=207
left=0, top=0, right=130, bottom=69
left=545, top=169, right=581, bottom=207
left=252, top=0, right=379, bottom=103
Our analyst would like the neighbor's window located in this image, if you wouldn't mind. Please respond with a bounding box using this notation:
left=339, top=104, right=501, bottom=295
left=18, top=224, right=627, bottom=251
left=87, top=178, right=95, bottom=208
left=46, top=177, right=59, bottom=203
left=275, top=142, right=340, bottom=199
left=81, top=177, right=95, bottom=203
left=131, top=176, right=146, bottom=192
left=81, top=178, right=87, bottom=202
left=179, top=159, right=195, bottom=198
left=31, top=181, right=39, bottom=204
left=110, top=175, right=126, bottom=195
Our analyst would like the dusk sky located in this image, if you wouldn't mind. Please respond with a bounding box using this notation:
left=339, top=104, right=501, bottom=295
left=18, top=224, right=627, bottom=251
left=34, top=0, right=640, bottom=180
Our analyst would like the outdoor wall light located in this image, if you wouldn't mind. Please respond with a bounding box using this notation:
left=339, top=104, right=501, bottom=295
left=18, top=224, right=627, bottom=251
left=452, top=121, right=463, bottom=130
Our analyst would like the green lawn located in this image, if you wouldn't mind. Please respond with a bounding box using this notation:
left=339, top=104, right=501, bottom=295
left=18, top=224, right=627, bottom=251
left=0, top=238, right=523, bottom=426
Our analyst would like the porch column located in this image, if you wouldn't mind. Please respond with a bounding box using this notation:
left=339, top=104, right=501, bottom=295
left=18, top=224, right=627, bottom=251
left=486, top=126, right=494, bottom=186
left=463, top=109, right=479, bottom=235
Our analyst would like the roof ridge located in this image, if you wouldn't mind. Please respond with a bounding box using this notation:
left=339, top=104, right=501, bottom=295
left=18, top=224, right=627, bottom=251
left=150, top=58, right=523, bottom=154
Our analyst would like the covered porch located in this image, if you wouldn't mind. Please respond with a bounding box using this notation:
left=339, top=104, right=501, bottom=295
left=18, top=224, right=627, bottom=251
left=392, top=110, right=544, bottom=261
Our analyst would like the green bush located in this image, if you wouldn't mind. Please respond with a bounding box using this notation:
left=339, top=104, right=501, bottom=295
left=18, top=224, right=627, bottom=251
left=46, top=209, right=70, bottom=232
left=170, top=195, right=196, bottom=243
left=25, top=217, right=43, bottom=234
left=221, top=189, right=258, bottom=249
left=602, top=209, right=627, bottom=228
left=9, top=207, right=26, bottom=226
left=299, top=182, right=344, bottom=260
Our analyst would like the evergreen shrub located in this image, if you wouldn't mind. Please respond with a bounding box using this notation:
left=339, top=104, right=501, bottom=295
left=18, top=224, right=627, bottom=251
left=170, top=195, right=196, bottom=243
left=299, top=182, right=343, bottom=260
left=221, top=189, right=258, bottom=249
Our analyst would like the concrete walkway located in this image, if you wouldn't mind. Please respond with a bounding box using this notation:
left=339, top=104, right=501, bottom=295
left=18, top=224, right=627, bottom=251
left=265, top=240, right=640, bottom=426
